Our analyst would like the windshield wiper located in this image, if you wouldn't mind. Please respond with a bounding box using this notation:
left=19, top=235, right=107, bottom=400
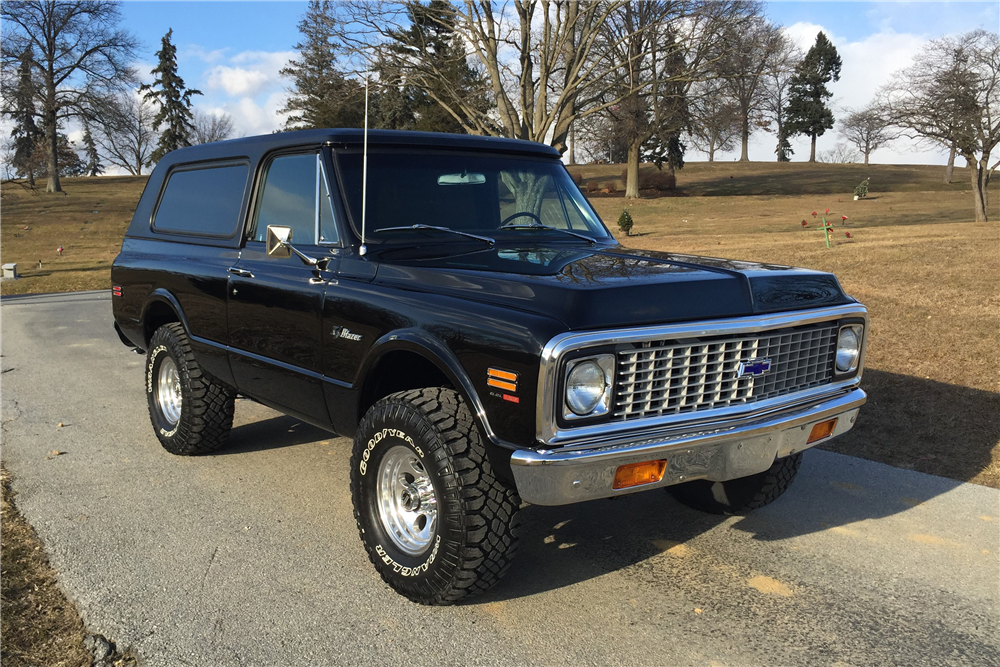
left=375, top=224, right=495, bottom=246
left=499, top=222, right=596, bottom=245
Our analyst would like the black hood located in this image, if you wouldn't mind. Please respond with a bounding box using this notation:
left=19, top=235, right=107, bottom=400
left=371, top=243, right=854, bottom=330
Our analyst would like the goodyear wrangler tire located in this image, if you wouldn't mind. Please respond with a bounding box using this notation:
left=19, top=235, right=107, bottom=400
left=145, top=323, right=235, bottom=455
left=666, top=452, right=803, bottom=515
left=350, top=388, right=521, bottom=605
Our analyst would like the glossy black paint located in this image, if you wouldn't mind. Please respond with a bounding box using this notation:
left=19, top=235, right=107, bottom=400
left=112, top=129, right=857, bottom=454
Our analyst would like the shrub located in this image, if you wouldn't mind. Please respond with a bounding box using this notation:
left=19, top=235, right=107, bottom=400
left=568, top=170, right=583, bottom=186
left=617, top=209, right=634, bottom=236
left=619, top=167, right=676, bottom=191
left=586, top=180, right=599, bottom=193
left=854, top=178, right=869, bottom=199
left=643, top=170, right=676, bottom=191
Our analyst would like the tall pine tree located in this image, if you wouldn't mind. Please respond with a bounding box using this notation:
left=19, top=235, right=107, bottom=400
left=386, top=1, right=491, bottom=134
left=82, top=124, right=104, bottom=176
left=280, top=1, right=364, bottom=130
left=10, top=47, right=43, bottom=186
left=142, top=29, right=202, bottom=164
left=784, top=32, right=841, bottom=162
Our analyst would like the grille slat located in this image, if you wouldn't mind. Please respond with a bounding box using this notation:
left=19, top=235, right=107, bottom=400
left=613, top=323, right=838, bottom=421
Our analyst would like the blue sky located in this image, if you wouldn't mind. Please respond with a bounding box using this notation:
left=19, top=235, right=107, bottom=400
left=110, top=2, right=1000, bottom=164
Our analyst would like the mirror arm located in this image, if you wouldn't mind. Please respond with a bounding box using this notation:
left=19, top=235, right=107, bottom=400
left=281, top=241, right=319, bottom=266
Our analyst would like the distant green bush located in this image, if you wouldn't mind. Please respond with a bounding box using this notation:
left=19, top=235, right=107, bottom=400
left=617, top=209, right=634, bottom=236
left=854, top=178, right=869, bottom=198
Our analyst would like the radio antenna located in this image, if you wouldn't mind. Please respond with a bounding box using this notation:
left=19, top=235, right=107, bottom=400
left=359, top=70, right=370, bottom=257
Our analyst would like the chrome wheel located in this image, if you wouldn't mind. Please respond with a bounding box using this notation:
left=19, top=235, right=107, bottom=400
left=376, top=445, right=438, bottom=555
left=156, top=357, right=182, bottom=426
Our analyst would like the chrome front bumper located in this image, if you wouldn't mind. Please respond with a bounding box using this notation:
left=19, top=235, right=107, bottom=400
left=510, top=388, right=866, bottom=506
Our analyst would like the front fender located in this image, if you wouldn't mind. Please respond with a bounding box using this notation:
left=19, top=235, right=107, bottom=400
left=359, top=329, right=511, bottom=450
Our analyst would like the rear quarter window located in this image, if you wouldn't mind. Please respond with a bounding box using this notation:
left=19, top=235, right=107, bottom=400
left=152, top=162, right=249, bottom=237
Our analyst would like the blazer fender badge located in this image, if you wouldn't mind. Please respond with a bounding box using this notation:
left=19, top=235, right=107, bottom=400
left=736, top=358, right=771, bottom=379
left=331, top=326, right=362, bottom=342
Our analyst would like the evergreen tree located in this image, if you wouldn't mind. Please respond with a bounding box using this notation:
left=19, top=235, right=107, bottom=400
left=9, top=47, right=43, bottom=186
left=784, top=32, right=841, bottom=162
left=280, top=1, right=364, bottom=130
left=387, top=0, right=492, bottom=133
left=21, top=133, right=85, bottom=179
left=142, top=29, right=202, bottom=163
left=775, top=125, right=793, bottom=162
left=372, top=58, right=416, bottom=130
left=81, top=124, right=104, bottom=176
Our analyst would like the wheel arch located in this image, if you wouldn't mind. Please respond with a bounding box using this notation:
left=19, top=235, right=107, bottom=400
left=140, top=289, right=191, bottom=346
left=357, top=331, right=517, bottom=480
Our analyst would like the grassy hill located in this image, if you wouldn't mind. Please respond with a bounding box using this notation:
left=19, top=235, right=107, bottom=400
left=1, top=162, right=997, bottom=488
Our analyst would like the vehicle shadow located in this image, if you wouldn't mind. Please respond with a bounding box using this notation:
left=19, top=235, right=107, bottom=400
left=217, top=413, right=333, bottom=455
left=470, top=369, right=998, bottom=603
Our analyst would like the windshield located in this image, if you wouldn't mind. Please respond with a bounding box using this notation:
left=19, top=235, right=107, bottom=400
left=337, top=151, right=611, bottom=243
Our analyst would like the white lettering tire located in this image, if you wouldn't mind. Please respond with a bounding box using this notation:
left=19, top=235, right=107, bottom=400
left=350, top=388, right=521, bottom=605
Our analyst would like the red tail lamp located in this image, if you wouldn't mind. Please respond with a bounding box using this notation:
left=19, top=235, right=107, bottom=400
left=613, top=460, right=667, bottom=490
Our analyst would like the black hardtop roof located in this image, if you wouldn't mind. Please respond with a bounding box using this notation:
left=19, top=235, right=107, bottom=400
left=159, top=128, right=561, bottom=168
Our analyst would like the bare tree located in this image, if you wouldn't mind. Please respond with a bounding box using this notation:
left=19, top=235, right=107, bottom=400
left=687, top=79, right=741, bottom=161
left=839, top=105, right=898, bottom=165
left=716, top=17, right=786, bottom=161
left=759, top=34, right=801, bottom=161
left=91, top=92, right=157, bottom=175
left=601, top=1, right=757, bottom=197
left=883, top=30, right=1000, bottom=221
left=1, top=1, right=137, bottom=192
left=191, top=109, right=235, bottom=144
left=817, top=142, right=860, bottom=164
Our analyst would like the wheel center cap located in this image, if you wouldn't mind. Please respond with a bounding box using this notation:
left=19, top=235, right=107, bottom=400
left=400, top=483, right=422, bottom=512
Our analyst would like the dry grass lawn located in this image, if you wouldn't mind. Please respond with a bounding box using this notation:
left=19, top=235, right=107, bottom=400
left=0, top=176, right=146, bottom=295
left=1, top=164, right=998, bottom=488
left=585, top=165, right=999, bottom=489
left=1, top=466, right=91, bottom=667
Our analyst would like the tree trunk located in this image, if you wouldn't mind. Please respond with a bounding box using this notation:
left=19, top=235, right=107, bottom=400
left=625, top=139, right=641, bottom=199
left=708, top=144, right=715, bottom=162
left=809, top=134, right=817, bottom=163
left=43, top=80, right=61, bottom=193
left=969, top=155, right=989, bottom=222
left=44, top=111, right=62, bottom=193
left=944, top=143, right=956, bottom=183
left=739, top=117, right=750, bottom=161
left=864, top=151, right=870, bottom=166
left=567, top=122, right=575, bottom=165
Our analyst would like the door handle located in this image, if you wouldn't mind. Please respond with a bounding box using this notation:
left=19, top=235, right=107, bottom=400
left=228, top=266, right=253, bottom=278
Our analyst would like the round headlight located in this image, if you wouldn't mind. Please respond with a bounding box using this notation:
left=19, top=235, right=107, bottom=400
left=836, top=327, right=861, bottom=372
left=566, top=360, right=608, bottom=416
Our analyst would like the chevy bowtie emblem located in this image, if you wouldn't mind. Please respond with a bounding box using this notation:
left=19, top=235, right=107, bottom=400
left=736, top=358, right=771, bottom=379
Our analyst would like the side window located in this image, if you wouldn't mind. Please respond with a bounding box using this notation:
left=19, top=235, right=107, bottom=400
left=153, top=163, right=248, bottom=237
left=254, top=153, right=318, bottom=244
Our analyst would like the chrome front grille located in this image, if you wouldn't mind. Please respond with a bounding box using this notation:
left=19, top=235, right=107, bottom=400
left=613, top=323, right=838, bottom=421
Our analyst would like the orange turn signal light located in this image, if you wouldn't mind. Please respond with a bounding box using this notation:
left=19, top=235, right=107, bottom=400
left=807, top=418, right=838, bottom=444
left=613, top=460, right=667, bottom=490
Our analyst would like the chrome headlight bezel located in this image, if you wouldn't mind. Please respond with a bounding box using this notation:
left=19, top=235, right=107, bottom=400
left=835, top=323, right=864, bottom=375
left=562, top=354, right=615, bottom=421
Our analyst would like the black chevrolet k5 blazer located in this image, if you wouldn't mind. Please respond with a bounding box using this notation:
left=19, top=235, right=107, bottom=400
left=112, top=129, right=868, bottom=604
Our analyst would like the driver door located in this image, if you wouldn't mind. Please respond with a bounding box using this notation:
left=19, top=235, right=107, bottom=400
left=227, top=150, right=340, bottom=423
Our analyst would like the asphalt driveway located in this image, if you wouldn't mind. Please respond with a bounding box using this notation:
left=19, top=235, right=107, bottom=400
left=2, top=291, right=997, bottom=666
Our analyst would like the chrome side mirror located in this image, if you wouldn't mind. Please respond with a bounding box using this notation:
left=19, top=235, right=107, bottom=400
left=266, top=225, right=293, bottom=258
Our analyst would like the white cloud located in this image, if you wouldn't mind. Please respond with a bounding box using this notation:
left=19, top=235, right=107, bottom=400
left=182, top=45, right=228, bottom=64
left=204, top=50, right=294, bottom=98
left=206, top=65, right=271, bottom=97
